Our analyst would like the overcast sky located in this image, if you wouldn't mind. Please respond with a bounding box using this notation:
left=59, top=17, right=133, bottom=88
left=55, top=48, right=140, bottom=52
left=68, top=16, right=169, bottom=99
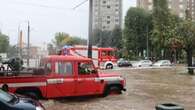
left=0, top=0, right=136, bottom=46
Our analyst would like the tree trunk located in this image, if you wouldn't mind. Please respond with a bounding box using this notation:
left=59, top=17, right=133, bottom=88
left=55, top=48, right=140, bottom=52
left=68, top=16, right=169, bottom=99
left=186, top=48, right=194, bottom=75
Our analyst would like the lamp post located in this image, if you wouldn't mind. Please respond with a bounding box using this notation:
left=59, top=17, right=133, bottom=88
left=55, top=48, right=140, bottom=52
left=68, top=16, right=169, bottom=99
left=27, top=21, right=30, bottom=67
left=88, top=0, right=93, bottom=58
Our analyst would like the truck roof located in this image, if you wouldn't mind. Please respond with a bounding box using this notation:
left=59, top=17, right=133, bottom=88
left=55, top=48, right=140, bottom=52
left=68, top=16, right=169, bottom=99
left=44, top=55, right=91, bottom=62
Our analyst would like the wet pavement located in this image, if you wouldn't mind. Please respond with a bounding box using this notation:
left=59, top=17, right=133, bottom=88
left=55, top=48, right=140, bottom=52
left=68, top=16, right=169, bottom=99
left=42, top=67, right=195, bottom=110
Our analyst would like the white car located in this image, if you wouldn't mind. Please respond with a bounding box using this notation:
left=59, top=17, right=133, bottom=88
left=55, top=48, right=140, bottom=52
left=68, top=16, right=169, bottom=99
left=153, top=60, right=172, bottom=67
left=132, top=60, right=152, bottom=67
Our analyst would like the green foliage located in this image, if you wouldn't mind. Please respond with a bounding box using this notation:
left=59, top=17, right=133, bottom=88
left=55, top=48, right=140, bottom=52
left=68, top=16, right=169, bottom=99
left=177, top=20, right=195, bottom=49
left=123, top=7, right=152, bottom=59
left=111, top=27, right=122, bottom=48
left=52, top=32, right=87, bottom=49
left=0, top=32, right=9, bottom=53
left=177, top=20, right=195, bottom=74
left=93, top=26, right=122, bottom=48
left=151, top=0, right=170, bottom=57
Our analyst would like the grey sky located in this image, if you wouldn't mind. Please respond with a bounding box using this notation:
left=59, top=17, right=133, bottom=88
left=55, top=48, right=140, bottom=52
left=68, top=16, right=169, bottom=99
left=0, top=0, right=136, bottom=46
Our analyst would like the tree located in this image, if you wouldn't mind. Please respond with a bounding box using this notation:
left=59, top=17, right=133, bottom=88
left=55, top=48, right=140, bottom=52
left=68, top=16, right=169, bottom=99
left=52, top=32, right=87, bottom=49
left=151, top=0, right=170, bottom=59
left=93, top=26, right=122, bottom=49
left=177, top=20, right=195, bottom=75
left=110, top=26, right=122, bottom=48
left=0, top=32, right=9, bottom=53
left=123, top=7, right=152, bottom=59
left=93, top=29, right=112, bottom=47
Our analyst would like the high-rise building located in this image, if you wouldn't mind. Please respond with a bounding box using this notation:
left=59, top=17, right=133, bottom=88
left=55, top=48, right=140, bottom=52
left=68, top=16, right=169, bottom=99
left=92, top=0, right=122, bottom=31
left=137, top=0, right=195, bottom=20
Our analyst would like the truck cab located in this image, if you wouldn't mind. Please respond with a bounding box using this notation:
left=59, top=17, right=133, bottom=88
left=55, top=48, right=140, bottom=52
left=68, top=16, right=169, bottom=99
left=0, top=55, right=126, bottom=99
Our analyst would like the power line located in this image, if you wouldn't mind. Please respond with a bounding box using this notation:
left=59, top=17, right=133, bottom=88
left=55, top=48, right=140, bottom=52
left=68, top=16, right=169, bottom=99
left=73, top=0, right=88, bottom=10
left=5, top=0, right=73, bottom=11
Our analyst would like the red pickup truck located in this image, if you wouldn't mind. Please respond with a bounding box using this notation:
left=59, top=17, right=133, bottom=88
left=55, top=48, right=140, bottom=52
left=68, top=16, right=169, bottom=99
left=0, top=55, right=126, bottom=99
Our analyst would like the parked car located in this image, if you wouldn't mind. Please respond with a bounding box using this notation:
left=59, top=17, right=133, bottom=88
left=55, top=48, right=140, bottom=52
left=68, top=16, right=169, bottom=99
left=0, top=89, right=45, bottom=110
left=132, top=60, right=152, bottom=67
left=117, top=58, right=132, bottom=67
left=153, top=60, right=172, bottom=67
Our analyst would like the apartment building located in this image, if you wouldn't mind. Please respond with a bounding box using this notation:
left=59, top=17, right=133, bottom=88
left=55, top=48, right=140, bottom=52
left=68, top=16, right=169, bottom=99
left=92, top=0, right=122, bottom=31
left=137, top=0, right=195, bottom=19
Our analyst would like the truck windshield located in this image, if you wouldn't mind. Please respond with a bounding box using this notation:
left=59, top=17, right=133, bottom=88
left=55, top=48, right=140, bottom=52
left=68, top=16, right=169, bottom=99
left=101, top=50, right=116, bottom=57
left=0, top=90, right=14, bottom=103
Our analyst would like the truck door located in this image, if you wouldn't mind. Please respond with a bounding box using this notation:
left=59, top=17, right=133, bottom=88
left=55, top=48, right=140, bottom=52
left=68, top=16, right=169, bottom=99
left=76, top=62, right=101, bottom=95
left=46, top=61, right=75, bottom=98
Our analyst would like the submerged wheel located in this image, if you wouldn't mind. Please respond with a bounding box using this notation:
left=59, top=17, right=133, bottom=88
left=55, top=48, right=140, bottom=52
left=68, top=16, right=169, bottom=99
left=102, top=85, right=122, bottom=97
left=16, top=89, right=42, bottom=100
left=24, top=92, right=40, bottom=100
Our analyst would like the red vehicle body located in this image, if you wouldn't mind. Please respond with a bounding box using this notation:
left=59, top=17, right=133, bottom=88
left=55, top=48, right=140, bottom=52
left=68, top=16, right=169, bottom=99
left=0, top=55, right=126, bottom=99
left=61, top=45, right=118, bottom=69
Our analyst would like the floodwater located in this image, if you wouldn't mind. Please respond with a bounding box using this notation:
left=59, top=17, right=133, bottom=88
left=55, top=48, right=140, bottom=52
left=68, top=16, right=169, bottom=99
left=42, top=67, right=195, bottom=110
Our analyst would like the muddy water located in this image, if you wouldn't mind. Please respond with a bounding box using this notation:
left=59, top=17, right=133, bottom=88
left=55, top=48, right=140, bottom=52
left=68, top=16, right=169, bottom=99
left=42, top=68, right=195, bottom=110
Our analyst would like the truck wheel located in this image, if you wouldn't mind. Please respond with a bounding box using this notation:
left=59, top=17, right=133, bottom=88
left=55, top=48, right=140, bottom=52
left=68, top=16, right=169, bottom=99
left=24, top=91, right=40, bottom=100
left=106, top=64, right=113, bottom=69
left=102, top=85, right=122, bottom=97
left=156, top=103, right=184, bottom=110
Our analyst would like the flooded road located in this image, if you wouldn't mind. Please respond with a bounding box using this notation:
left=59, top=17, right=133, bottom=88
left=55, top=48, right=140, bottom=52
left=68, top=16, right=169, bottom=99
left=42, top=67, right=195, bottom=110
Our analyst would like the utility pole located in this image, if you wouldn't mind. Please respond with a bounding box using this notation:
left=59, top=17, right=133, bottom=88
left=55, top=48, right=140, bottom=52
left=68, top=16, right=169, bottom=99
left=17, top=25, right=20, bottom=57
left=19, top=30, right=23, bottom=57
left=27, top=21, right=30, bottom=67
left=146, top=26, right=149, bottom=59
left=88, top=0, right=93, bottom=58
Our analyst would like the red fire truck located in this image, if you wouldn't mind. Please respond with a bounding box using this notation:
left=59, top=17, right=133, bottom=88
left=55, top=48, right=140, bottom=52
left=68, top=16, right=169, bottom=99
left=60, top=45, right=118, bottom=69
left=0, top=55, right=126, bottom=99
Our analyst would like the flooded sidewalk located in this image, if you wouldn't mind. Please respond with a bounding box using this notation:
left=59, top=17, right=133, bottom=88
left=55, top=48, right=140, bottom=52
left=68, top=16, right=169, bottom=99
left=42, top=67, right=195, bottom=110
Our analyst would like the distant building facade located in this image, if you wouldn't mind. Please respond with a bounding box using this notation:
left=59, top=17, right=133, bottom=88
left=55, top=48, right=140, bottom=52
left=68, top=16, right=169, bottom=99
left=137, top=0, right=195, bottom=20
left=92, top=0, right=122, bottom=31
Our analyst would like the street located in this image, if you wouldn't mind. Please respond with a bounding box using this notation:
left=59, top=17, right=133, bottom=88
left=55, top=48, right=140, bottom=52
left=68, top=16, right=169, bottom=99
left=42, top=67, right=195, bottom=110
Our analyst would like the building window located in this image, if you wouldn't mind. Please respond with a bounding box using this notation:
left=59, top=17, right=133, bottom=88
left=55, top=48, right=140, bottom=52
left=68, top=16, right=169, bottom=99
left=107, top=21, right=110, bottom=24
left=103, top=1, right=106, bottom=4
left=107, top=5, right=111, bottom=9
left=107, top=16, right=110, bottom=19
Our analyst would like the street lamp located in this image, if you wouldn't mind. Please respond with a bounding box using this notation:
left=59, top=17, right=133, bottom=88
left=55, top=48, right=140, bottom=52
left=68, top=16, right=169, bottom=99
left=88, top=0, right=93, bottom=58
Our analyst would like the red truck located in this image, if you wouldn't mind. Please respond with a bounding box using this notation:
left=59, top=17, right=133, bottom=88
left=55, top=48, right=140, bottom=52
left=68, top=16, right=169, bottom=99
left=61, top=45, right=118, bottom=69
left=0, top=55, right=126, bottom=99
